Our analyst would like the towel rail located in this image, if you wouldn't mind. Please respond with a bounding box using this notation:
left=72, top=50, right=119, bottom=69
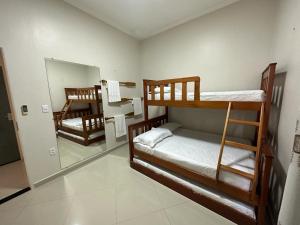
left=101, top=80, right=136, bottom=87
left=105, top=112, right=135, bottom=122
left=119, top=97, right=144, bottom=103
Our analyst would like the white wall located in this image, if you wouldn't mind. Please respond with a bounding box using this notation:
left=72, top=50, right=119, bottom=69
left=272, top=0, right=300, bottom=172
left=0, top=0, right=140, bottom=184
left=140, top=0, right=276, bottom=137
left=46, top=60, right=100, bottom=112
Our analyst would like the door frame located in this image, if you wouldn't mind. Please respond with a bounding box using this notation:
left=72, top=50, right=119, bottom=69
left=0, top=48, right=29, bottom=181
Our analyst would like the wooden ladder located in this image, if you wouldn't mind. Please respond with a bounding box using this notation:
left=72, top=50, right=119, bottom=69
left=60, top=100, right=73, bottom=121
left=216, top=102, right=264, bottom=199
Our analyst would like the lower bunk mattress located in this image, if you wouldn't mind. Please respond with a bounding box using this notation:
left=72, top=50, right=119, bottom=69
left=58, top=130, right=105, bottom=141
left=62, top=117, right=103, bottom=131
left=133, top=158, right=255, bottom=220
left=134, top=127, right=255, bottom=191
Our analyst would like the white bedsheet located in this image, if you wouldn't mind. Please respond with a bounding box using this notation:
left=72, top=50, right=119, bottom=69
left=62, top=117, right=102, bottom=131
left=134, top=128, right=255, bottom=191
left=133, top=158, right=255, bottom=219
left=148, top=90, right=265, bottom=102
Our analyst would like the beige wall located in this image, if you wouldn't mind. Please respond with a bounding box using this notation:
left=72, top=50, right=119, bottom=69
left=272, top=0, right=300, bottom=172
left=267, top=1, right=300, bottom=221
left=0, top=0, right=140, bottom=184
left=140, top=0, right=276, bottom=137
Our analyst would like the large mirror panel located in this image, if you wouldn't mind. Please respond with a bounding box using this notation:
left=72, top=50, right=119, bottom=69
left=45, top=59, right=106, bottom=169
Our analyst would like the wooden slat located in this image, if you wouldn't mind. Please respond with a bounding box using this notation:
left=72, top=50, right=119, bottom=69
left=171, top=83, right=175, bottom=101
left=225, top=140, right=257, bottom=152
left=182, top=82, right=187, bottom=101
left=194, top=80, right=200, bottom=101
left=228, top=119, right=260, bottom=126
left=160, top=85, right=164, bottom=101
left=151, top=85, right=155, bottom=100
left=220, top=165, right=254, bottom=180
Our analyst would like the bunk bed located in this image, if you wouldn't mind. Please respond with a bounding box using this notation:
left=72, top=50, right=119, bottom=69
left=128, top=63, right=276, bottom=225
left=53, top=85, right=105, bottom=146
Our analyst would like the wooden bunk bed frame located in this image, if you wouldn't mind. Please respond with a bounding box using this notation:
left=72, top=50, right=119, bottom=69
left=53, top=85, right=105, bottom=146
left=128, top=63, right=276, bottom=225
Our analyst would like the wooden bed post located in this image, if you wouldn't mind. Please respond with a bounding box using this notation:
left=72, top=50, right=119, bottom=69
left=95, top=85, right=101, bottom=117
left=82, top=117, right=89, bottom=146
left=143, top=79, right=149, bottom=121
left=165, top=106, right=169, bottom=122
left=261, top=63, right=276, bottom=142
left=258, top=144, right=274, bottom=225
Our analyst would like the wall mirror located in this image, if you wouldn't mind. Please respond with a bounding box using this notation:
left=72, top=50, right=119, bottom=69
left=45, top=59, right=106, bottom=169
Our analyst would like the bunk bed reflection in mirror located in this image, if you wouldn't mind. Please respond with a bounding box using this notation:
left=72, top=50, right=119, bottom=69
left=45, top=59, right=106, bottom=169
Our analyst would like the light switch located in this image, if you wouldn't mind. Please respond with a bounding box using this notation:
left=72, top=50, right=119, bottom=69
left=41, top=104, right=49, bottom=113
left=21, top=105, right=28, bottom=116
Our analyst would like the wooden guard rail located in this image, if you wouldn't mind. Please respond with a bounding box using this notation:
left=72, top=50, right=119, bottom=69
left=53, top=108, right=92, bottom=130
left=65, top=85, right=101, bottom=101
left=82, top=114, right=105, bottom=134
left=144, top=76, right=200, bottom=102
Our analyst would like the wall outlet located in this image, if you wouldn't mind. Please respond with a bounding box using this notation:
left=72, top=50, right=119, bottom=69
left=41, top=104, right=49, bottom=113
left=49, top=147, right=56, bottom=156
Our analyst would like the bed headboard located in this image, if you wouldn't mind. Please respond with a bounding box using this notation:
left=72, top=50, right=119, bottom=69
left=260, top=63, right=277, bottom=141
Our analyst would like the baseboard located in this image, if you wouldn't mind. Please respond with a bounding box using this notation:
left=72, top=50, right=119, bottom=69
left=0, top=187, right=31, bottom=204
left=33, top=141, right=128, bottom=187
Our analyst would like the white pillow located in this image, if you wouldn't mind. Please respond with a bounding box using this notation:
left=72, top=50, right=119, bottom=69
left=154, top=86, right=171, bottom=93
left=160, top=122, right=182, bottom=132
left=133, top=127, right=172, bottom=148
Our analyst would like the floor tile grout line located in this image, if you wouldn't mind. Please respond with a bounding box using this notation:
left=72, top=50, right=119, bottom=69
left=116, top=208, right=166, bottom=224
left=162, top=208, right=172, bottom=225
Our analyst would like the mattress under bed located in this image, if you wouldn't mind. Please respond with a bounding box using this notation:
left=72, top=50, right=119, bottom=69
left=133, top=158, right=255, bottom=219
left=58, top=130, right=105, bottom=141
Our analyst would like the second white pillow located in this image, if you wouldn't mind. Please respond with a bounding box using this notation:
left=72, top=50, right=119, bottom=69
left=133, top=127, right=172, bottom=148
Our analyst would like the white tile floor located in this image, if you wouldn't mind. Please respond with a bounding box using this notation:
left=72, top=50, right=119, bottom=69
left=58, top=136, right=107, bottom=168
left=0, top=144, right=236, bottom=225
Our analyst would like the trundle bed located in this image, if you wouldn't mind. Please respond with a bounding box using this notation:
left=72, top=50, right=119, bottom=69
left=53, top=85, right=105, bottom=146
left=128, top=63, right=276, bottom=225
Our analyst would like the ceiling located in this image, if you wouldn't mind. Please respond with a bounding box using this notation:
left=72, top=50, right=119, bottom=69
left=65, top=0, right=239, bottom=40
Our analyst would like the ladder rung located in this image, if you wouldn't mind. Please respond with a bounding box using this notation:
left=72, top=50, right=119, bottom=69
left=220, top=165, right=254, bottom=180
left=228, top=119, right=260, bottom=126
left=225, top=140, right=257, bottom=152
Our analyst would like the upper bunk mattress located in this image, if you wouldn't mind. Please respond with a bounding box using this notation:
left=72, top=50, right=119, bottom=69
left=148, top=90, right=265, bottom=102
left=68, top=90, right=102, bottom=100
left=134, top=127, right=255, bottom=191
left=62, top=117, right=102, bottom=131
